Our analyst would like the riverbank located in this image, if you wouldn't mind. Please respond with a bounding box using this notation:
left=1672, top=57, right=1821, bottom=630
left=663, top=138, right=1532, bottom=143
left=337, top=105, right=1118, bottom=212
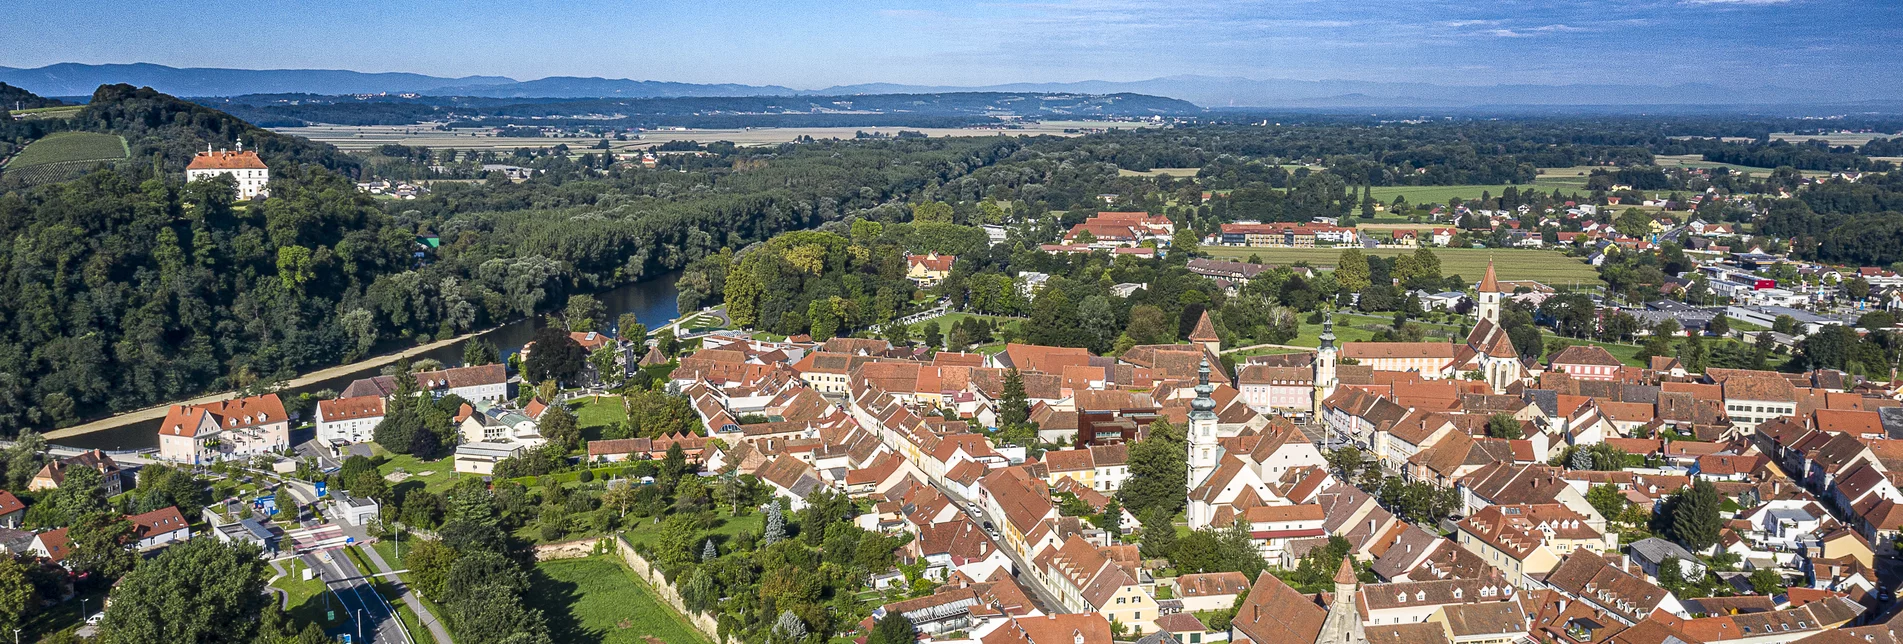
left=45, top=323, right=507, bottom=441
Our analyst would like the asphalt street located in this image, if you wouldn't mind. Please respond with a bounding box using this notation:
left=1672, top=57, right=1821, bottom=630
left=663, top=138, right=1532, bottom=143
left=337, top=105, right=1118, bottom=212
left=306, top=547, right=408, bottom=643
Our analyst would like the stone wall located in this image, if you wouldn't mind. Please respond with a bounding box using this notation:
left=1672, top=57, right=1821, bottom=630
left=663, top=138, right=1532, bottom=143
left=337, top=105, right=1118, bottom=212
left=613, top=535, right=724, bottom=643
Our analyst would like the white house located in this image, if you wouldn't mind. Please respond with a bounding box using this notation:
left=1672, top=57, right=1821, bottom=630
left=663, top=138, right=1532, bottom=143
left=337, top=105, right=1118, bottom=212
left=316, top=396, right=385, bottom=444
left=157, top=394, right=293, bottom=464
left=185, top=143, right=269, bottom=199
left=127, top=506, right=191, bottom=550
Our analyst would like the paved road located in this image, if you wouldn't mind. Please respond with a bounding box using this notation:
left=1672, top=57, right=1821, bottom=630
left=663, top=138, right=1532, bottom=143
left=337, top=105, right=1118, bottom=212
left=307, top=547, right=409, bottom=644
left=357, top=539, right=456, bottom=644
left=335, top=518, right=456, bottom=644
left=927, top=482, right=1070, bottom=613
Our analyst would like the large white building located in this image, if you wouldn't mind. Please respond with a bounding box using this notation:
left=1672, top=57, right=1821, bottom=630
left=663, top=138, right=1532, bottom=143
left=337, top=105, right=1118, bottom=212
left=185, top=142, right=270, bottom=199
left=315, top=395, right=386, bottom=444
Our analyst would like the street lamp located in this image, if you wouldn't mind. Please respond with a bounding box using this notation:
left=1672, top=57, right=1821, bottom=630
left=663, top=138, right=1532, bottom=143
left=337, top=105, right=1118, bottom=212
left=357, top=608, right=365, bottom=642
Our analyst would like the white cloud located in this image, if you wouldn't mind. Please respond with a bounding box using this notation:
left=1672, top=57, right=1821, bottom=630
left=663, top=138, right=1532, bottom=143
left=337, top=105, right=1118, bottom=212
left=1487, top=24, right=1590, bottom=37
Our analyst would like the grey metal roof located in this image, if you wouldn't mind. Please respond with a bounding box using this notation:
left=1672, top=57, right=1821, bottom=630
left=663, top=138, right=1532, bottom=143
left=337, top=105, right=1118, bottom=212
left=1627, top=537, right=1699, bottom=565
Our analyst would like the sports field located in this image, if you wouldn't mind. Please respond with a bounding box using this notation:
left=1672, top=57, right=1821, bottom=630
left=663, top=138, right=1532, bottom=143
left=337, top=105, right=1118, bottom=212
left=1200, top=246, right=1604, bottom=286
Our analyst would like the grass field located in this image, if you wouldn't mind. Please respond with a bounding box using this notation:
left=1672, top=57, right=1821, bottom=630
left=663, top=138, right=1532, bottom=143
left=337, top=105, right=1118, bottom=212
left=529, top=555, right=713, bottom=644
left=619, top=507, right=764, bottom=551
left=8, top=105, right=82, bottom=120
left=573, top=395, right=629, bottom=443
left=6, top=131, right=128, bottom=169
left=1200, top=246, right=1604, bottom=286
left=1371, top=179, right=1589, bottom=205
left=374, top=444, right=463, bottom=495
left=2, top=131, right=129, bottom=188
left=272, top=559, right=349, bottom=633
left=1117, top=167, right=1201, bottom=177
left=908, top=312, right=1025, bottom=336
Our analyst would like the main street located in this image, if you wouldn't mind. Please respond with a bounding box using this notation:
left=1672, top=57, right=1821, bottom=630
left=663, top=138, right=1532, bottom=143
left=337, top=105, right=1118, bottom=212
left=924, top=478, right=1071, bottom=614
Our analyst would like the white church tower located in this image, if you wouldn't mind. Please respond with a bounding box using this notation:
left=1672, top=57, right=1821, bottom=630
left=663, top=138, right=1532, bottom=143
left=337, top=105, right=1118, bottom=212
left=1475, top=258, right=1503, bottom=327
left=1187, top=359, right=1221, bottom=488
left=1313, top=308, right=1338, bottom=416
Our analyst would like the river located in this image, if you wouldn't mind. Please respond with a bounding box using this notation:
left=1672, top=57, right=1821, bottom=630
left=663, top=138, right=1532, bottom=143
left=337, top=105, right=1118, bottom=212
left=55, top=272, right=681, bottom=451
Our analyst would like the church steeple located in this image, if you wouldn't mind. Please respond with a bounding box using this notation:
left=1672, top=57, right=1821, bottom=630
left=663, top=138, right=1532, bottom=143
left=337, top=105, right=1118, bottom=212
left=1314, top=308, right=1338, bottom=416
left=1316, top=558, right=1367, bottom=644
left=1188, top=359, right=1220, bottom=487
left=1475, top=258, right=1502, bottom=327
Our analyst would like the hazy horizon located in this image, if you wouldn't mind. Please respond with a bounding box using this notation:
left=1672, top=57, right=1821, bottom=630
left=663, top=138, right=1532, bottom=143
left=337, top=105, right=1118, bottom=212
left=6, top=0, right=1901, bottom=95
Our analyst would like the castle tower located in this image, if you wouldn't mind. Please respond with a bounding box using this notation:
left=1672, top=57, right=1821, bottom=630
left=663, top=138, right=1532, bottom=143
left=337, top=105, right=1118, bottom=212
left=1315, top=558, right=1368, bottom=644
left=1188, top=359, right=1221, bottom=488
left=1314, top=308, right=1338, bottom=416
left=1475, top=258, right=1503, bottom=327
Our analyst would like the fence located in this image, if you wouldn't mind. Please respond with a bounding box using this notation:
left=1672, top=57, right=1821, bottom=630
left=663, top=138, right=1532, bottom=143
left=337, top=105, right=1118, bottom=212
left=612, top=535, right=725, bottom=643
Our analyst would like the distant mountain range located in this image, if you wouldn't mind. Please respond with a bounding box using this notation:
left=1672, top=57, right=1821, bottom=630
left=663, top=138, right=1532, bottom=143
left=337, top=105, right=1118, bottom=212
left=6, top=63, right=1900, bottom=108
left=0, top=63, right=513, bottom=98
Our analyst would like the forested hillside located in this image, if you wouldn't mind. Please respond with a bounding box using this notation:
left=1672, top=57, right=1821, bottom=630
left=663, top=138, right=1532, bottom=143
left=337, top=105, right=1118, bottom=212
left=0, top=107, right=1034, bottom=429
left=73, top=84, right=358, bottom=173
left=0, top=83, right=63, bottom=113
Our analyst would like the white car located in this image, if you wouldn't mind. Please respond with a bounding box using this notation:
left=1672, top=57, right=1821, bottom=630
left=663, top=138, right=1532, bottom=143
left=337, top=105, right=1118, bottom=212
left=85, top=612, right=104, bottom=625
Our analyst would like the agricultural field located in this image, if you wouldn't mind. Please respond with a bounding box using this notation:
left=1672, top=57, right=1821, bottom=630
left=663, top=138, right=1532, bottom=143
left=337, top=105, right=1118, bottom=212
left=1, top=131, right=129, bottom=188
left=1117, top=167, right=1201, bottom=177
left=1371, top=182, right=1588, bottom=206
left=1199, top=246, right=1604, bottom=287
left=7, top=105, right=82, bottom=120
left=273, top=120, right=1135, bottom=153
left=1652, top=154, right=1831, bottom=179
left=1770, top=132, right=1889, bottom=147
left=529, top=555, right=713, bottom=644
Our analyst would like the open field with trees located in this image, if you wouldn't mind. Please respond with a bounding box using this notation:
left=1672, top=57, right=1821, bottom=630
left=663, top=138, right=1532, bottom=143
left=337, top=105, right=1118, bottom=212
left=528, top=555, right=713, bottom=644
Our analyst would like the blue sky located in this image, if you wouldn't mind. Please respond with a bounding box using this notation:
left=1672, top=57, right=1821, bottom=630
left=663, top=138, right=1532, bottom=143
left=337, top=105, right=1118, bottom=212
left=5, top=0, right=1899, bottom=91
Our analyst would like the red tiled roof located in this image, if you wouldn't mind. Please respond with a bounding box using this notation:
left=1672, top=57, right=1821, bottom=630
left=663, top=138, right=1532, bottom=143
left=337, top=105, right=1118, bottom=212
left=186, top=150, right=267, bottom=170
left=127, top=506, right=188, bottom=540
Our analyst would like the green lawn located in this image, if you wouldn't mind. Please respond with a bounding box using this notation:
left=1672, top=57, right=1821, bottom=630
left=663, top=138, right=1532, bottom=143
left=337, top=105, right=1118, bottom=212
left=1200, top=246, right=1604, bottom=287
left=5, top=131, right=128, bottom=169
left=573, top=395, right=629, bottom=442
left=529, top=555, right=713, bottom=644
left=272, top=559, right=349, bottom=632
left=619, top=507, right=764, bottom=551
left=908, top=312, right=1024, bottom=337
left=373, top=444, right=464, bottom=495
